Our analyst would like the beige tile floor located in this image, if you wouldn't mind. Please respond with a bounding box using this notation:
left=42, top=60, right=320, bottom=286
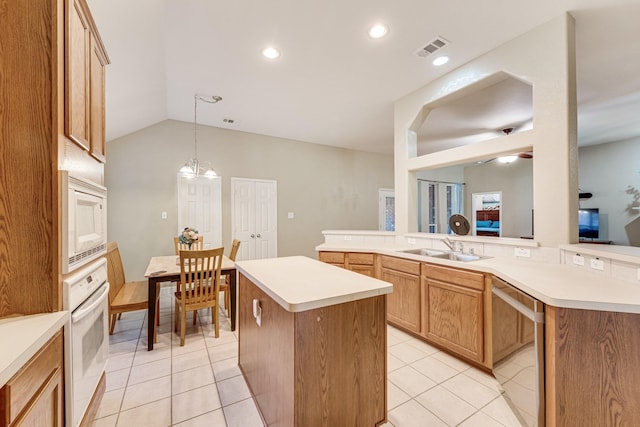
left=93, top=286, right=524, bottom=426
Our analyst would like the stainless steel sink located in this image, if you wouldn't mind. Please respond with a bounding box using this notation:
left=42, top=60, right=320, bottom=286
left=399, top=248, right=486, bottom=262
left=400, top=248, right=448, bottom=257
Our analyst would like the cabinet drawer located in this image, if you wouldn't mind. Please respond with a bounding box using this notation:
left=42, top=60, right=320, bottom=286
left=2, top=330, right=63, bottom=425
left=349, top=253, right=374, bottom=265
left=319, top=252, right=345, bottom=264
left=381, top=256, right=420, bottom=276
left=424, top=263, right=484, bottom=291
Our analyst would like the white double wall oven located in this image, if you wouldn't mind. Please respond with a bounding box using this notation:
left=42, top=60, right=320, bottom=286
left=61, top=171, right=109, bottom=426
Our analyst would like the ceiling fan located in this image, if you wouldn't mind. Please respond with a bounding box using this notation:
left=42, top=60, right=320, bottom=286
left=474, top=126, right=533, bottom=165
left=500, top=127, right=533, bottom=159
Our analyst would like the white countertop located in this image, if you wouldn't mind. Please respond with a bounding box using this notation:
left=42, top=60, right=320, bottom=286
left=317, top=243, right=640, bottom=314
left=235, top=256, right=393, bottom=313
left=0, top=312, right=69, bottom=388
left=474, top=257, right=640, bottom=313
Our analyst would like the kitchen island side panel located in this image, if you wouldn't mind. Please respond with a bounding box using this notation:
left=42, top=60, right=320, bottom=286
left=546, top=306, right=640, bottom=426
left=238, top=273, right=295, bottom=426
left=238, top=272, right=388, bottom=426
left=294, top=294, right=387, bottom=426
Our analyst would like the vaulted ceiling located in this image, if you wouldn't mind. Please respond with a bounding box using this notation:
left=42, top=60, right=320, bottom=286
left=88, top=0, right=640, bottom=154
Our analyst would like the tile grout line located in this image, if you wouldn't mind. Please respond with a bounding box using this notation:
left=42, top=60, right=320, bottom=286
left=202, top=306, right=231, bottom=427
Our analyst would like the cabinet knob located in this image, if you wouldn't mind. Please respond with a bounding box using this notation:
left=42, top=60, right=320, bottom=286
left=257, top=234, right=261, bottom=238
left=251, top=234, right=255, bottom=238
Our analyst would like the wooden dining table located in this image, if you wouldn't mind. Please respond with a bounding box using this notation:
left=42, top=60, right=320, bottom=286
left=143, top=255, right=237, bottom=351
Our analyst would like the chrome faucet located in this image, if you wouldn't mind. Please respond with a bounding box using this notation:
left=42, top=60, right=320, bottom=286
left=441, top=237, right=455, bottom=251
left=441, top=237, right=464, bottom=252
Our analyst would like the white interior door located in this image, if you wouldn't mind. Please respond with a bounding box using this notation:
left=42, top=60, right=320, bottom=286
left=231, top=178, right=277, bottom=260
left=178, top=175, right=222, bottom=248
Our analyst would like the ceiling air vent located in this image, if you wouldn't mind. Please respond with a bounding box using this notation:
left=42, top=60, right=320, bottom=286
left=415, top=36, right=450, bottom=58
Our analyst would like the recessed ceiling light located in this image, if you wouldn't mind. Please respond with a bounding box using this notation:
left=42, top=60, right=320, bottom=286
left=368, top=24, right=389, bottom=39
left=432, top=56, right=449, bottom=66
left=262, top=47, right=281, bottom=59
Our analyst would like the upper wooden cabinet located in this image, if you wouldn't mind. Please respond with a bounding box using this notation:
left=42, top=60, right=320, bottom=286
left=0, top=0, right=107, bottom=316
left=89, top=35, right=108, bottom=162
left=65, top=0, right=109, bottom=162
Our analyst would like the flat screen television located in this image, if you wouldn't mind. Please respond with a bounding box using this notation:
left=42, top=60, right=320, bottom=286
left=578, top=208, right=599, bottom=239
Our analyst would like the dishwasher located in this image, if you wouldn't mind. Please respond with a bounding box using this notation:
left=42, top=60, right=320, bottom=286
left=492, top=276, right=545, bottom=427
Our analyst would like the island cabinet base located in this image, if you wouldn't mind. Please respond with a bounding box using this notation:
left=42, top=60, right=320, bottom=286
left=546, top=306, right=640, bottom=426
left=238, top=273, right=387, bottom=426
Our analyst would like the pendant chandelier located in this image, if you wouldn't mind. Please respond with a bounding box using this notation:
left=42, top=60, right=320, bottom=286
left=179, top=93, right=222, bottom=179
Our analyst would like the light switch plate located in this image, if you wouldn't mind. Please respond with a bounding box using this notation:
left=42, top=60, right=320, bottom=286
left=161, top=211, right=167, bottom=219
left=287, top=212, right=294, bottom=219
left=515, top=248, right=531, bottom=258
left=590, top=258, right=604, bottom=271
left=572, top=254, right=585, bottom=266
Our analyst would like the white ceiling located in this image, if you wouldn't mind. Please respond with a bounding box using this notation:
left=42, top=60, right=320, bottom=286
left=88, top=0, right=640, bottom=155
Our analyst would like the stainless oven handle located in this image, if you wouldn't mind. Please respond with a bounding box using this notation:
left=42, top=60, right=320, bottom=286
left=72, top=282, right=110, bottom=324
left=492, top=285, right=544, bottom=324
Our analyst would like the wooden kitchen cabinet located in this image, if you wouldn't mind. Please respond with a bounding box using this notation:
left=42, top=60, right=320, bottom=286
left=318, top=251, right=377, bottom=276
left=0, top=331, right=64, bottom=427
left=89, top=34, right=108, bottom=162
left=422, top=263, right=486, bottom=364
left=346, top=252, right=376, bottom=276
left=318, top=251, right=346, bottom=268
left=0, top=0, right=107, bottom=316
left=381, top=256, right=422, bottom=333
left=66, top=0, right=109, bottom=162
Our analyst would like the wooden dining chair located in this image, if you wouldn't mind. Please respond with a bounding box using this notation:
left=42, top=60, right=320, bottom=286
left=219, top=239, right=240, bottom=317
left=106, top=242, right=157, bottom=341
left=174, top=247, right=224, bottom=346
left=171, top=236, right=205, bottom=324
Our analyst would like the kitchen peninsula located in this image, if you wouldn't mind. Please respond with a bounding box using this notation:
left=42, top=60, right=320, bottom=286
left=235, top=256, right=392, bottom=426
left=317, top=230, right=640, bottom=426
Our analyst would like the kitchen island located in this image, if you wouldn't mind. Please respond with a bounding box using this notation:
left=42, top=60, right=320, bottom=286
left=235, top=256, right=392, bottom=426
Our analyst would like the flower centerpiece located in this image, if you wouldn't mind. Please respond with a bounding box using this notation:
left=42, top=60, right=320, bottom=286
left=179, top=227, right=199, bottom=249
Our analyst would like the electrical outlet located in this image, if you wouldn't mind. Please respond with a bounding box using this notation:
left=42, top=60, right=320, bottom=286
left=590, top=258, right=604, bottom=271
left=514, top=247, right=531, bottom=258
left=572, top=254, right=585, bottom=266
left=287, top=212, right=295, bottom=219
left=343, top=235, right=352, bottom=241
left=407, top=238, right=416, bottom=244
left=161, top=211, right=167, bottom=220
